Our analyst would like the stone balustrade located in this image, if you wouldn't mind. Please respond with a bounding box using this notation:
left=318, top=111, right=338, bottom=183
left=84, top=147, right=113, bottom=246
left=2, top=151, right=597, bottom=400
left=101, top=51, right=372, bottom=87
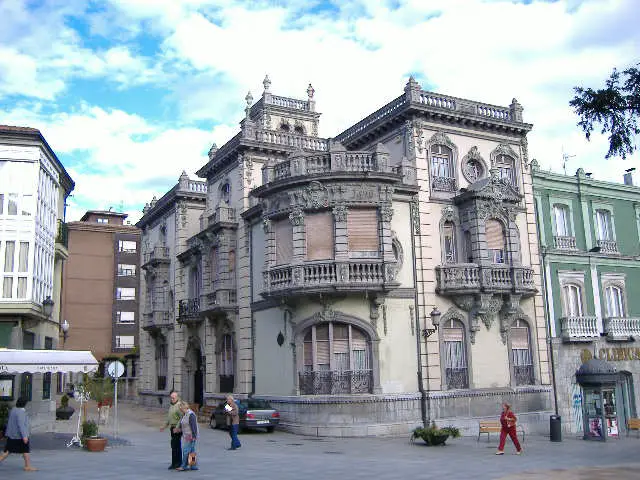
left=436, top=264, right=535, bottom=295
left=604, top=317, right=640, bottom=338
left=267, top=94, right=311, bottom=111
left=143, top=246, right=170, bottom=265
left=553, top=236, right=577, bottom=250
left=251, top=128, right=328, bottom=152
left=204, top=288, right=237, bottom=311
left=141, top=310, right=173, bottom=332
left=264, top=260, right=396, bottom=297
left=187, top=180, right=207, bottom=193
left=208, top=206, right=236, bottom=226
left=596, top=239, right=618, bottom=254
left=560, top=316, right=599, bottom=341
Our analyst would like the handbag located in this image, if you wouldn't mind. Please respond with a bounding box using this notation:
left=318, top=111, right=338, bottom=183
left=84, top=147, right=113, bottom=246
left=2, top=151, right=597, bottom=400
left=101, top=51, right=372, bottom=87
left=188, top=452, right=197, bottom=467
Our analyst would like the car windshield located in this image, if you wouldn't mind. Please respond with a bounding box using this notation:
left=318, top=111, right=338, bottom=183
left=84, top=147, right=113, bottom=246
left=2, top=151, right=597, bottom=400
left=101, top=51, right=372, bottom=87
left=244, top=399, right=272, bottom=409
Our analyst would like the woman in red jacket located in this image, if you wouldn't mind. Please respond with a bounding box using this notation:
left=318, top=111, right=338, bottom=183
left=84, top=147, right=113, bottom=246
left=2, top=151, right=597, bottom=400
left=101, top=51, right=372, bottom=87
left=496, top=402, right=522, bottom=455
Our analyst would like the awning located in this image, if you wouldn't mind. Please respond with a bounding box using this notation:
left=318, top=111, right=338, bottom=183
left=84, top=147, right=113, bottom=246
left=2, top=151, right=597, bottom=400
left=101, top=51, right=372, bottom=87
left=0, top=349, right=99, bottom=374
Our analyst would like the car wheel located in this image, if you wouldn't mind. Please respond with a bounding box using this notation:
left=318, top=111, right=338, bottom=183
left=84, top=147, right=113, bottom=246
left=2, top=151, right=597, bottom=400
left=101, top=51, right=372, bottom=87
left=210, top=416, right=218, bottom=429
left=266, top=426, right=275, bottom=433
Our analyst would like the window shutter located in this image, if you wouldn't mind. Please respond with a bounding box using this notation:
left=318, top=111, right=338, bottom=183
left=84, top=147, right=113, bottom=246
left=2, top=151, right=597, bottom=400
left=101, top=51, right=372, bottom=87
left=347, top=209, right=379, bottom=252
left=485, top=220, right=504, bottom=250
left=511, top=326, right=529, bottom=349
left=306, top=212, right=334, bottom=260
left=275, top=219, right=293, bottom=265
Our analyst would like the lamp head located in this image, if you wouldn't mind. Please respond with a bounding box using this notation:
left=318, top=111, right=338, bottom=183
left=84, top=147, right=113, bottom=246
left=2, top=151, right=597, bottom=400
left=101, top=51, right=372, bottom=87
left=42, top=296, right=54, bottom=318
left=61, top=319, right=70, bottom=334
left=430, top=306, right=442, bottom=328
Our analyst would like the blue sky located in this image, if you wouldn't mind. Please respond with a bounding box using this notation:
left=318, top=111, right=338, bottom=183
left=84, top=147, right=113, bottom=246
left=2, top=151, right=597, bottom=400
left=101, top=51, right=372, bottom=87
left=1, top=0, right=638, bottom=222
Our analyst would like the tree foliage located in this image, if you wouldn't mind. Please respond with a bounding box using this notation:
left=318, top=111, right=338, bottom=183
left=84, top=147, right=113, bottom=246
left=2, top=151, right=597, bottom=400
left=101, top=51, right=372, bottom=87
left=570, top=64, right=640, bottom=159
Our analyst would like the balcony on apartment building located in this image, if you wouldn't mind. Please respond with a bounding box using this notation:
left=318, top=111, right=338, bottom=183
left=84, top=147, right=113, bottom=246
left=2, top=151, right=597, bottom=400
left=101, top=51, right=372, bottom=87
left=142, top=308, right=173, bottom=332
left=560, top=316, right=599, bottom=342
left=200, top=206, right=238, bottom=232
left=553, top=235, right=577, bottom=250
left=435, top=263, right=536, bottom=296
left=263, top=260, right=398, bottom=299
left=201, top=281, right=238, bottom=317
left=177, top=298, right=201, bottom=325
left=603, top=317, right=640, bottom=340
left=596, top=239, right=618, bottom=254
left=142, top=246, right=170, bottom=269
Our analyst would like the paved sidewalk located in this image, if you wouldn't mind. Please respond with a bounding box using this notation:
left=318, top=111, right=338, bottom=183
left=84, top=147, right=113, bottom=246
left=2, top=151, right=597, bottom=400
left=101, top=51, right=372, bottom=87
left=2, top=402, right=639, bottom=479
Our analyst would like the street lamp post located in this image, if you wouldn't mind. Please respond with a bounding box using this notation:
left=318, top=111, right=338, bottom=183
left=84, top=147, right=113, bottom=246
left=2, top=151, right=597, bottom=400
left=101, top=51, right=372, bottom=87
left=60, top=319, right=70, bottom=346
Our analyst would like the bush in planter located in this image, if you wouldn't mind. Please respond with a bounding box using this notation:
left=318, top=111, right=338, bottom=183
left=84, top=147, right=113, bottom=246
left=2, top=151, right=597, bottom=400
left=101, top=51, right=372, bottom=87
left=56, top=394, right=75, bottom=420
left=82, top=420, right=107, bottom=452
left=81, top=419, right=99, bottom=440
left=412, top=422, right=461, bottom=446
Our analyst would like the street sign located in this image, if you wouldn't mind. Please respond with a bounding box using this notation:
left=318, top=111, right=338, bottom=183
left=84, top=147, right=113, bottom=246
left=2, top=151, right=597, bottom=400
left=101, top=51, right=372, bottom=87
left=107, top=360, right=125, bottom=379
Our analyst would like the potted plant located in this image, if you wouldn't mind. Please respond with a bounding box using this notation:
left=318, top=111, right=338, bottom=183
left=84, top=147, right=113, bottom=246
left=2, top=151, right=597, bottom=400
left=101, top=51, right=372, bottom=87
left=411, top=422, right=461, bottom=446
left=0, top=402, right=10, bottom=439
left=56, top=394, right=75, bottom=420
left=82, top=419, right=108, bottom=452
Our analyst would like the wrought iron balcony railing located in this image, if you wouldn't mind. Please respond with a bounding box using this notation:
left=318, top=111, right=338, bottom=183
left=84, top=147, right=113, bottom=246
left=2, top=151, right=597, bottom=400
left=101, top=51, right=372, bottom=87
left=298, top=370, right=373, bottom=395
left=445, top=368, right=469, bottom=389
left=553, top=236, right=577, bottom=250
left=513, top=365, right=535, bottom=386
left=178, top=298, right=200, bottom=319
left=56, top=220, right=68, bottom=248
left=603, top=317, right=640, bottom=338
left=560, top=316, right=599, bottom=341
left=432, top=176, right=457, bottom=192
left=435, top=264, right=536, bottom=296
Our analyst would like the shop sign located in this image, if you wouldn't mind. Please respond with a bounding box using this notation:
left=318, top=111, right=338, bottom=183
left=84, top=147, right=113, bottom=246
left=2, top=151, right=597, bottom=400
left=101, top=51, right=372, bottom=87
left=581, top=348, right=640, bottom=363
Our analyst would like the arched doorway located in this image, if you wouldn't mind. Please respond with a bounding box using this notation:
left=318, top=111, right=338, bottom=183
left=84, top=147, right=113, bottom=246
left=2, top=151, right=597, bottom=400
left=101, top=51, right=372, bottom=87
left=183, top=338, right=204, bottom=406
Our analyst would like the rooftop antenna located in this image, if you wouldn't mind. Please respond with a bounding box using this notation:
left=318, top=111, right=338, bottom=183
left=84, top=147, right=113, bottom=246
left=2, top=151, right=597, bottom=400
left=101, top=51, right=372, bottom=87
left=561, top=147, right=575, bottom=175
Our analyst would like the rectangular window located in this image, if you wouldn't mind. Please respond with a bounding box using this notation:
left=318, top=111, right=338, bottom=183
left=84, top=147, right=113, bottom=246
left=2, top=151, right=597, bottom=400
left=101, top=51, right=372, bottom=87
left=117, top=311, right=135, bottom=323
left=306, top=212, right=334, bottom=261
left=443, top=223, right=456, bottom=263
left=274, top=219, right=293, bottom=266
left=2, top=277, right=13, bottom=298
left=0, top=194, right=3, bottom=214
left=42, top=372, right=51, bottom=400
left=4, top=241, right=15, bottom=272
left=118, top=240, right=137, bottom=253
left=156, top=342, right=168, bottom=390
left=117, top=264, right=136, bottom=276
left=20, top=373, right=32, bottom=401
left=486, top=220, right=505, bottom=264
left=115, top=335, right=135, bottom=349
left=564, top=284, right=583, bottom=317
left=97, top=218, right=109, bottom=224
left=0, top=375, right=15, bottom=400
left=56, top=373, right=64, bottom=394
left=553, top=205, right=570, bottom=237
left=347, top=209, right=379, bottom=253
left=116, top=287, right=136, bottom=300
left=7, top=193, right=18, bottom=215
left=596, top=210, right=613, bottom=240
left=17, top=277, right=27, bottom=298
left=21, top=194, right=32, bottom=216
left=18, top=242, right=29, bottom=272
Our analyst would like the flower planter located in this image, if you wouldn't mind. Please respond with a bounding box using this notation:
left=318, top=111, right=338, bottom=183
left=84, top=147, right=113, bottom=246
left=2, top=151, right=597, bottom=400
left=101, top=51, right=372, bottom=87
left=55, top=406, right=75, bottom=420
left=85, top=437, right=108, bottom=452
left=423, top=433, right=449, bottom=446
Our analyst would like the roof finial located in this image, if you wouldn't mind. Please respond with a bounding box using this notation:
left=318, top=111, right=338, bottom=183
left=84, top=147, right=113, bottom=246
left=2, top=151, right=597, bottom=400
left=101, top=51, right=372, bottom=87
left=307, top=83, right=315, bottom=99
left=263, top=74, right=271, bottom=93
left=208, top=143, right=218, bottom=161
left=245, top=91, right=253, bottom=118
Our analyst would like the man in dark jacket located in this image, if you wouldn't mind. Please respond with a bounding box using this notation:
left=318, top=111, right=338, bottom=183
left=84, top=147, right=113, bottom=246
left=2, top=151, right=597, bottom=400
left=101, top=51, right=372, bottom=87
left=160, top=390, right=182, bottom=469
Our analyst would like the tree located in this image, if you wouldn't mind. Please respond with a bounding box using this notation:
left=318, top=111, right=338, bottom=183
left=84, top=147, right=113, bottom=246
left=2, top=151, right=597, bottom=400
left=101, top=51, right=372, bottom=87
left=570, top=64, right=640, bottom=159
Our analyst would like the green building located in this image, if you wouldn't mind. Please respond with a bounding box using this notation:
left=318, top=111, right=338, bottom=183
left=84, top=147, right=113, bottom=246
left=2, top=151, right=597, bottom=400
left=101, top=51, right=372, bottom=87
left=532, top=163, right=640, bottom=439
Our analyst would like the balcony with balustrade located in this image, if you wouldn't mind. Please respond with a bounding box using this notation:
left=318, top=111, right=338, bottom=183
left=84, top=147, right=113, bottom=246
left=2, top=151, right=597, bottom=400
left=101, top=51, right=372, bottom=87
left=559, top=316, right=600, bottom=342
left=596, top=239, right=618, bottom=254
left=553, top=236, right=577, bottom=250
left=201, top=282, right=238, bottom=317
left=142, top=246, right=170, bottom=269
left=142, top=309, right=173, bottom=333
left=435, top=264, right=536, bottom=296
left=263, top=260, right=399, bottom=299
left=177, top=298, right=202, bottom=325
left=603, top=317, right=640, bottom=340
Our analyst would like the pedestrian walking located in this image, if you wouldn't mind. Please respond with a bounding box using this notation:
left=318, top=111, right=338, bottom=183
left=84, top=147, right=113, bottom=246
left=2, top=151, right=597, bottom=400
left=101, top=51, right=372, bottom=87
left=224, top=395, right=241, bottom=450
left=0, top=397, right=37, bottom=471
left=160, top=390, right=182, bottom=469
left=175, top=401, right=199, bottom=471
left=495, top=402, right=522, bottom=455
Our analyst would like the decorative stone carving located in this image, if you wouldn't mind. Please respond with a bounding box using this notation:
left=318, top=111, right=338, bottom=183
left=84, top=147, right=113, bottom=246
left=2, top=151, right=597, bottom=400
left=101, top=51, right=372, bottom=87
left=410, top=198, right=420, bottom=234
left=262, top=217, right=271, bottom=233
left=499, top=294, right=524, bottom=345
left=244, top=154, right=254, bottom=186
left=452, top=295, right=475, bottom=312
left=289, top=208, right=304, bottom=226
left=338, top=263, right=348, bottom=282
left=384, top=264, right=398, bottom=282
left=404, top=120, right=415, bottom=160
left=302, top=181, right=329, bottom=209
left=208, top=143, right=218, bottom=161
left=520, top=136, right=529, bottom=170
left=292, top=266, right=303, bottom=285
left=426, top=130, right=457, bottom=152
left=380, top=204, right=394, bottom=222
left=461, top=146, right=486, bottom=183
left=332, top=204, right=348, bottom=222
left=441, top=205, right=458, bottom=224
left=490, top=143, right=519, bottom=166
left=475, top=293, right=503, bottom=330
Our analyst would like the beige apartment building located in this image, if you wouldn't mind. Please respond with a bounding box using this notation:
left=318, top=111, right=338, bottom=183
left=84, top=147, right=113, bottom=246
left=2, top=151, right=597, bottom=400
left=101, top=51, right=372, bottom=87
left=138, top=77, right=551, bottom=435
left=61, top=210, right=140, bottom=395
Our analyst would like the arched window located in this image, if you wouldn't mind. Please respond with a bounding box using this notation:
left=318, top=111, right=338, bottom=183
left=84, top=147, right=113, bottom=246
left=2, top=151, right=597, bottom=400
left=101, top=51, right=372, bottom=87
left=442, top=319, right=468, bottom=389
left=495, top=154, right=515, bottom=186
left=219, top=334, right=235, bottom=392
left=442, top=221, right=457, bottom=263
left=299, top=322, right=372, bottom=394
left=563, top=284, right=583, bottom=317
left=430, top=144, right=455, bottom=192
left=220, top=182, right=231, bottom=204
left=596, top=209, right=613, bottom=241
left=511, top=319, right=534, bottom=385
left=486, top=219, right=506, bottom=264
left=605, top=285, right=625, bottom=318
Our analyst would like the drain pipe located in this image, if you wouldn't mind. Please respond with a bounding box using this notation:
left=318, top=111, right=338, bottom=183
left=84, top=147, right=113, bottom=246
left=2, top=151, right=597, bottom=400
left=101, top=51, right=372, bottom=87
left=248, top=219, right=256, bottom=397
left=411, top=200, right=428, bottom=428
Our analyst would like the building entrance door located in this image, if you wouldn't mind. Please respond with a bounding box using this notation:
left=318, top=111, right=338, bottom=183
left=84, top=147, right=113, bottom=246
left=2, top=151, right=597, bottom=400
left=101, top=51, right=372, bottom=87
left=617, top=371, right=636, bottom=434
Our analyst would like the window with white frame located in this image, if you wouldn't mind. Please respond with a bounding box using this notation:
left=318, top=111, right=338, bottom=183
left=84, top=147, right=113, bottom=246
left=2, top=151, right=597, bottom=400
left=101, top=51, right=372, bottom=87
left=117, top=264, right=136, bottom=276
left=116, top=311, right=135, bottom=324
left=115, top=335, right=135, bottom=349
left=486, top=219, right=506, bottom=264
left=604, top=285, right=625, bottom=318
left=495, top=154, right=515, bottom=186
left=97, top=218, right=108, bottom=224
left=442, top=319, right=469, bottom=389
left=562, top=284, right=583, bottom=317
left=116, top=287, right=136, bottom=300
left=118, top=240, right=137, bottom=253
left=430, top=144, right=454, bottom=179
left=511, top=319, right=534, bottom=385
left=596, top=209, right=614, bottom=241
left=553, top=204, right=571, bottom=237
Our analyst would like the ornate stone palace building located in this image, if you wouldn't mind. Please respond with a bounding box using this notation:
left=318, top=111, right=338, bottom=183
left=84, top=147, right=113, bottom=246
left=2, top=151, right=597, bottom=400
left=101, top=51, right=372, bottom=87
left=137, top=77, right=552, bottom=435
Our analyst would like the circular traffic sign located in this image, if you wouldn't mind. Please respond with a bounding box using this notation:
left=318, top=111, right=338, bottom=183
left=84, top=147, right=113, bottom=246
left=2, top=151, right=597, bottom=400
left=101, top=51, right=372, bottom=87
left=107, top=360, right=125, bottom=378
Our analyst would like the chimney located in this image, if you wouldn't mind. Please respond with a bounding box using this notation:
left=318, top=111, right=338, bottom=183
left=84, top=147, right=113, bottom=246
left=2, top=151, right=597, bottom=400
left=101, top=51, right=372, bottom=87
left=623, top=167, right=636, bottom=186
